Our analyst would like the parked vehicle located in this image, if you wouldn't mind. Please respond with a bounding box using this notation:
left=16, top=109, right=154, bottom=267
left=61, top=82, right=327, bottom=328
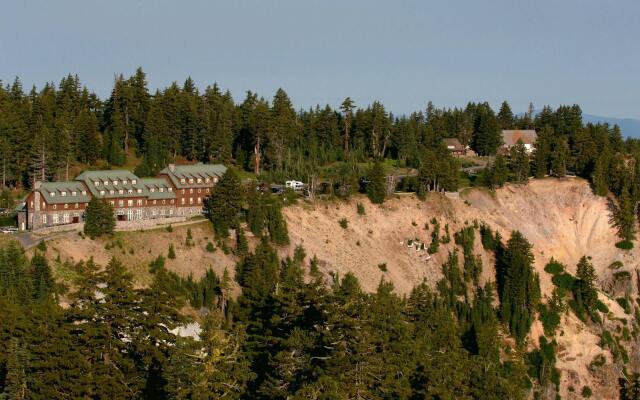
left=285, top=180, right=305, bottom=192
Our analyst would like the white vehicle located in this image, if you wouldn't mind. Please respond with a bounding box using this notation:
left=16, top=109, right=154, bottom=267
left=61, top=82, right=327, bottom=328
left=285, top=180, right=305, bottom=191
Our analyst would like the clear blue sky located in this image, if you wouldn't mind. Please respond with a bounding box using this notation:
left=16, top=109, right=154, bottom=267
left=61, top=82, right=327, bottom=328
left=1, top=0, right=638, bottom=118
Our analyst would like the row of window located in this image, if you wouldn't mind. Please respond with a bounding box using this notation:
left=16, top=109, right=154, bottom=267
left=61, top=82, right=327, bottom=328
left=109, top=199, right=174, bottom=207
left=43, top=212, right=80, bottom=225
left=39, top=196, right=205, bottom=211
left=93, top=179, right=137, bottom=187
left=179, top=176, right=218, bottom=185
left=181, top=188, right=209, bottom=194
left=50, top=190, right=87, bottom=197
left=98, top=187, right=172, bottom=196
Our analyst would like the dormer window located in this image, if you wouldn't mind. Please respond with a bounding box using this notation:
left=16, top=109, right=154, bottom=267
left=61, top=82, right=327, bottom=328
left=113, top=180, right=118, bottom=185
left=128, top=189, right=133, bottom=194
left=189, top=178, right=194, bottom=184
left=214, top=177, right=219, bottom=183
left=159, top=188, right=164, bottom=192
left=99, top=190, right=105, bottom=195
left=150, top=188, right=155, bottom=193
left=119, top=189, right=124, bottom=195
left=71, top=191, right=77, bottom=196
left=81, top=190, right=87, bottom=196
left=180, top=178, right=186, bottom=184
left=50, top=192, right=55, bottom=197
left=205, top=178, right=210, bottom=183
left=103, top=180, right=109, bottom=186
left=61, top=191, right=67, bottom=196
left=94, top=181, right=99, bottom=186
left=122, top=179, right=128, bottom=185
left=110, top=190, right=114, bottom=195
left=197, top=178, right=202, bottom=183
left=137, top=189, right=142, bottom=194
left=168, top=187, right=172, bottom=192
left=132, top=179, right=137, bottom=184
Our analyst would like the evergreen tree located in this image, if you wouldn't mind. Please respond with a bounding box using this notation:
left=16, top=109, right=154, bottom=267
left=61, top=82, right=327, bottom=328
left=497, top=100, right=514, bottom=129
left=83, top=198, right=115, bottom=238
left=574, top=256, right=598, bottom=315
left=551, top=136, right=569, bottom=177
left=533, top=125, right=553, bottom=178
left=207, top=168, right=243, bottom=238
left=510, top=140, right=530, bottom=184
left=471, top=103, right=502, bottom=156
left=613, top=184, right=636, bottom=247
left=366, top=160, right=386, bottom=204
left=592, top=150, right=610, bottom=196
left=496, top=231, right=540, bottom=342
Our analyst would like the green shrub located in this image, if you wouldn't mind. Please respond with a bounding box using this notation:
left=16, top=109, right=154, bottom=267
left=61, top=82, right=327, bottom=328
left=357, top=203, right=365, bottom=215
left=581, top=386, right=592, bottom=398
left=544, top=259, right=564, bottom=275
left=166, top=224, right=173, bottom=232
left=608, top=261, right=624, bottom=269
left=185, top=228, right=194, bottom=247
left=378, top=263, right=387, bottom=272
left=206, top=242, right=216, bottom=253
left=36, top=240, right=47, bottom=252
left=595, top=300, right=609, bottom=314
left=339, top=218, right=348, bottom=229
left=616, top=240, right=633, bottom=250
left=552, top=273, right=575, bottom=291
left=589, top=354, right=606, bottom=370
left=539, top=304, right=561, bottom=337
left=616, top=297, right=631, bottom=314
left=168, top=243, right=176, bottom=259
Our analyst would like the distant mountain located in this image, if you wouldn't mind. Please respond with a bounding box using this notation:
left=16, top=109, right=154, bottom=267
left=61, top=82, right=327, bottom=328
left=517, top=112, right=640, bottom=138
left=582, top=114, right=640, bottom=138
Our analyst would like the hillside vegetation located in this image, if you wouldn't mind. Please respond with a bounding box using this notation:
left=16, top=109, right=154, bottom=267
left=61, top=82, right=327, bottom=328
left=27, top=177, right=640, bottom=399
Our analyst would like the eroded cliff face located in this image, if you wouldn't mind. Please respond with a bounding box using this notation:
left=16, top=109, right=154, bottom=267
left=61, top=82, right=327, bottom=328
left=283, top=177, right=639, bottom=399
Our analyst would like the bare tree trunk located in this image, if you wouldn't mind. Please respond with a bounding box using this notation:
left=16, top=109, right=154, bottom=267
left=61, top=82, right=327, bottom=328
left=380, top=129, right=391, bottom=158
left=344, top=120, right=350, bottom=157
left=254, top=136, right=261, bottom=175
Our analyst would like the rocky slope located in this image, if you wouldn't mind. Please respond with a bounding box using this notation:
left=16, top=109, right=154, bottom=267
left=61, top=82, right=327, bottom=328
left=43, top=177, right=638, bottom=398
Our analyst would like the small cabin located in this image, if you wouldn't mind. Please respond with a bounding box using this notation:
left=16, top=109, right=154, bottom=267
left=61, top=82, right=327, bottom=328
left=442, top=138, right=467, bottom=156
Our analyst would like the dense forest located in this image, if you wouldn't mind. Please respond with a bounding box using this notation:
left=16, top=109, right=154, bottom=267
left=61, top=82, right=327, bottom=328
left=2, top=216, right=639, bottom=399
left=0, top=68, right=636, bottom=194
left=2, top=69, right=640, bottom=398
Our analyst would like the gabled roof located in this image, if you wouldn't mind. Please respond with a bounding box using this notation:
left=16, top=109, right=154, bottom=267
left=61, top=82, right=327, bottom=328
left=39, top=181, right=91, bottom=204
left=159, top=163, right=227, bottom=189
left=75, top=170, right=148, bottom=199
left=502, top=130, right=537, bottom=147
left=442, top=138, right=465, bottom=151
left=138, top=178, right=176, bottom=200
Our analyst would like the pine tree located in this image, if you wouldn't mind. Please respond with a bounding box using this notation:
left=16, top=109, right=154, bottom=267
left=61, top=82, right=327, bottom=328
left=236, top=227, right=249, bottom=256
left=574, top=256, right=598, bottom=314
left=551, top=136, right=569, bottom=177
left=613, top=184, right=636, bottom=248
left=497, top=231, right=540, bottom=342
left=1, top=338, right=29, bottom=400
left=592, top=151, right=610, bottom=196
left=207, top=168, right=243, bottom=238
left=83, top=198, right=115, bottom=238
left=533, top=125, right=553, bottom=178
left=510, top=140, right=530, bottom=184
left=497, top=101, right=514, bottom=129
left=366, top=160, right=386, bottom=204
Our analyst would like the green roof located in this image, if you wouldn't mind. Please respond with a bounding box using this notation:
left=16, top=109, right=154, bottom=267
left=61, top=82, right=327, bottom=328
left=159, top=163, right=227, bottom=188
left=138, top=178, right=176, bottom=200
left=39, top=181, right=91, bottom=204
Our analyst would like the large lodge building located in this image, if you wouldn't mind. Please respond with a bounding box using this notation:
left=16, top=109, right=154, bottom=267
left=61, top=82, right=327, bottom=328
left=17, top=163, right=226, bottom=232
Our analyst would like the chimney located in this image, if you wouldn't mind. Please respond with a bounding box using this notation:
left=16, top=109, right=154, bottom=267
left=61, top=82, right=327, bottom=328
left=34, top=180, right=42, bottom=190
left=168, top=164, right=176, bottom=173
